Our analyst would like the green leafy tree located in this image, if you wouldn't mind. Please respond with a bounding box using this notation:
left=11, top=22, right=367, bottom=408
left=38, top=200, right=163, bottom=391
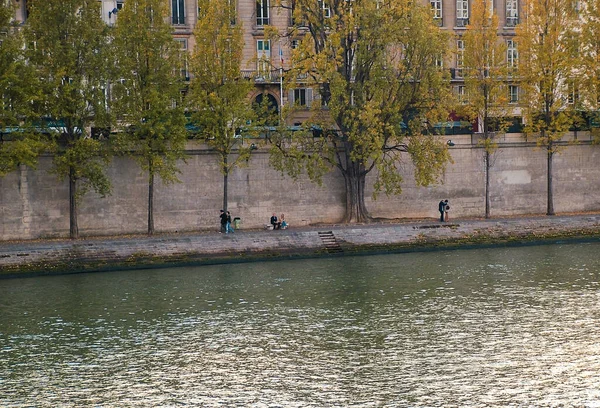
left=581, top=0, right=600, bottom=142
left=189, top=0, right=255, bottom=212
left=516, top=0, right=581, bottom=215
left=462, top=0, right=509, bottom=218
left=112, top=0, right=187, bottom=235
left=0, top=0, right=46, bottom=176
left=271, top=0, right=453, bottom=223
left=25, top=0, right=112, bottom=239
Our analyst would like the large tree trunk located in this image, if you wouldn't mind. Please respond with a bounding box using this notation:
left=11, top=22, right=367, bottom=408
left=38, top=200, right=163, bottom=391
left=341, top=160, right=370, bottom=223
left=69, top=166, right=78, bottom=239
left=547, top=143, right=555, bottom=216
left=148, top=166, right=155, bottom=236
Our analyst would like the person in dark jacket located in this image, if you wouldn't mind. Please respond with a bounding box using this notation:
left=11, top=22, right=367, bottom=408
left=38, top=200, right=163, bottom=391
left=220, top=210, right=228, bottom=233
left=270, top=213, right=280, bottom=230
left=439, top=199, right=448, bottom=222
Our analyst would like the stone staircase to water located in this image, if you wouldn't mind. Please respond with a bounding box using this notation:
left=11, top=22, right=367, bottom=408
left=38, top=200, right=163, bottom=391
left=318, top=231, right=343, bottom=254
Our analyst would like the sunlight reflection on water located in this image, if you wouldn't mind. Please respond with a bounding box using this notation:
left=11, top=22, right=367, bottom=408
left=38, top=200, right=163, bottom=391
left=2, top=242, right=600, bottom=407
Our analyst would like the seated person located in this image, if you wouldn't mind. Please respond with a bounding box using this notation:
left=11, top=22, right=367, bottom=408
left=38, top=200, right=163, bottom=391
left=280, top=213, right=288, bottom=229
left=270, top=213, right=281, bottom=230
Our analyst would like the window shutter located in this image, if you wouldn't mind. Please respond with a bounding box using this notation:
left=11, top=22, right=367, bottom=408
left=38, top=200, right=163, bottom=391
left=288, top=89, right=295, bottom=105
left=306, top=88, right=313, bottom=107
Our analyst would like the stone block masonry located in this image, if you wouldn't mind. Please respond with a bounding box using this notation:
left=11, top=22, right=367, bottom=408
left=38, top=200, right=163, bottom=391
left=0, top=137, right=599, bottom=241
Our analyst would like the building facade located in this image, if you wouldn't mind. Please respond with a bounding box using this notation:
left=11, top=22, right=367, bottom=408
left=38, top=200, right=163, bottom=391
left=14, top=0, right=521, bottom=125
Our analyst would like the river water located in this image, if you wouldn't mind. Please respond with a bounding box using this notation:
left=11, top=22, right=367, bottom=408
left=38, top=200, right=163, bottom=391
left=1, top=242, right=600, bottom=407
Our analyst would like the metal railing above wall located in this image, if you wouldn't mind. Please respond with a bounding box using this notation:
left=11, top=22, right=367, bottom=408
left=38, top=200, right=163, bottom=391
left=241, top=69, right=282, bottom=83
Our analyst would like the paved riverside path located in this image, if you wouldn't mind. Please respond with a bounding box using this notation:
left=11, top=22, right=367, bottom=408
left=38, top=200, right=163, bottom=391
left=2, top=214, right=600, bottom=276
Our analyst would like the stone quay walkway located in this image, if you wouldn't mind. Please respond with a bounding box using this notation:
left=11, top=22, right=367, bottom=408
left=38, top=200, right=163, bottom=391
left=1, top=213, right=600, bottom=277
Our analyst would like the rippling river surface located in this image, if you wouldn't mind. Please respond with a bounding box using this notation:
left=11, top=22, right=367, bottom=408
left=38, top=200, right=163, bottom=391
left=2, top=242, right=600, bottom=407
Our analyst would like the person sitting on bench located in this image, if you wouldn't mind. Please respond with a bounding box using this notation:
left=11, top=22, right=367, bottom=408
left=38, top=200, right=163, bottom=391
left=270, top=213, right=281, bottom=230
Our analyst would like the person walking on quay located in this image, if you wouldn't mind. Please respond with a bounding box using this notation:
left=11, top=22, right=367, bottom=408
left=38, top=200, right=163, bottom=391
left=226, top=211, right=235, bottom=233
left=220, top=210, right=228, bottom=233
left=439, top=199, right=448, bottom=222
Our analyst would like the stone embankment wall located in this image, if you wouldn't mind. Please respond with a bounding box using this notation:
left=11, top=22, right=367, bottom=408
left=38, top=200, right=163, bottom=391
left=0, top=133, right=599, bottom=241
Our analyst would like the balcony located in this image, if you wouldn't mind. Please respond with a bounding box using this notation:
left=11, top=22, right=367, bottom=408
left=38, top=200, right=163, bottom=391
left=241, top=69, right=283, bottom=83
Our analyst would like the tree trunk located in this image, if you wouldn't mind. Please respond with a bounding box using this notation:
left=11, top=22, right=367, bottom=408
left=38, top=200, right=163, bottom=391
left=148, top=165, right=155, bottom=236
left=484, top=149, right=491, bottom=219
left=547, top=143, right=555, bottom=216
left=69, top=166, right=78, bottom=239
left=222, top=155, right=228, bottom=212
left=341, top=161, right=370, bottom=223
left=483, top=109, right=491, bottom=219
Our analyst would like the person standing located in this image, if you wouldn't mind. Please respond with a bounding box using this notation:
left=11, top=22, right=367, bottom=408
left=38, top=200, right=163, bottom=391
left=226, top=211, right=235, bottom=233
left=444, top=202, right=450, bottom=222
left=438, top=199, right=448, bottom=222
left=219, top=210, right=228, bottom=233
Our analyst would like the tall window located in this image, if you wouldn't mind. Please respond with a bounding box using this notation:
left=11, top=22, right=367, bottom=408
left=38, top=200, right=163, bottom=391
left=456, top=0, right=468, bottom=19
left=172, top=0, right=185, bottom=25
left=430, top=0, right=442, bottom=20
left=257, top=39, right=271, bottom=73
left=456, top=39, right=465, bottom=77
left=485, top=0, right=493, bottom=16
left=509, top=85, right=519, bottom=103
left=507, top=39, right=518, bottom=71
left=227, top=0, right=237, bottom=25
left=257, top=0, right=269, bottom=26
left=506, top=0, right=518, bottom=25
left=567, top=81, right=579, bottom=105
left=175, top=39, right=189, bottom=80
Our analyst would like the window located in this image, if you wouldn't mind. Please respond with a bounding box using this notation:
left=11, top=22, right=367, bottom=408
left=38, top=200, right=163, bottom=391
left=506, top=39, right=518, bottom=71
left=456, top=85, right=467, bottom=104
left=485, top=0, right=493, bottom=17
left=509, top=85, right=519, bottom=103
left=430, top=0, right=442, bottom=20
left=172, top=0, right=185, bottom=25
left=175, top=39, right=189, bottom=80
left=456, top=0, right=468, bottom=19
left=290, top=88, right=313, bottom=107
left=257, top=0, right=269, bottom=26
left=294, top=89, right=306, bottom=106
left=291, top=40, right=299, bottom=49
left=456, top=39, right=464, bottom=77
left=257, top=39, right=271, bottom=73
left=435, top=55, right=444, bottom=68
left=322, top=2, right=331, bottom=18
left=227, top=0, right=237, bottom=25
left=567, top=81, right=579, bottom=105
left=506, top=0, right=518, bottom=26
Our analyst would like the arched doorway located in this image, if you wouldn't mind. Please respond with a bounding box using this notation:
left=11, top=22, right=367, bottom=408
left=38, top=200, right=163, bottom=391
left=254, top=93, right=279, bottom=126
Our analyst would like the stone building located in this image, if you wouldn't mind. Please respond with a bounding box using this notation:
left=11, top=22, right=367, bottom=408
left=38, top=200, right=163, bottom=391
left=13, top=0, right=522, bottom=127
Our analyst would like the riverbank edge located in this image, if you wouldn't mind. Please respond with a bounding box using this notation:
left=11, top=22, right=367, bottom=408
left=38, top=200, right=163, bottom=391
left=2, top=215, right=600, bottom=278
